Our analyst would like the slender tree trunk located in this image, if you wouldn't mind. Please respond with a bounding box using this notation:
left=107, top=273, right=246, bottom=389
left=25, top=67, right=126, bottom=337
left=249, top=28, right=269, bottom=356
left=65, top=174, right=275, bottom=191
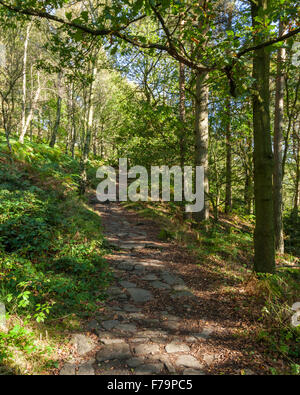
left=194, top=71, right=209, bottom=221
left=225, top=98, right=232, bottom=214
left=21, top=23, right=31, bottom=138
left=49, top=71, right=63, bottom=148
left=273, top=20, right=285, bottom=254
left=251, top=0, right=275, bottom=273
left=225, top=2, right=233, bottom=214
left=79, top=65, right=96, bottom=194
left=179, top=61, right=186, bottom=169
left=293, top=133, right=300, bottom=214
left=19, top=72, right=41, bottom=143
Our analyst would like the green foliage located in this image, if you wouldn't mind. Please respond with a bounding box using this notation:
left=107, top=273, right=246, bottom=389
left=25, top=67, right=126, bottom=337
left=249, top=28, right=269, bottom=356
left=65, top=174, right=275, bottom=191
left=0, top=139, right=112, bottom=370
left=257, top=270, right=300, bottom=372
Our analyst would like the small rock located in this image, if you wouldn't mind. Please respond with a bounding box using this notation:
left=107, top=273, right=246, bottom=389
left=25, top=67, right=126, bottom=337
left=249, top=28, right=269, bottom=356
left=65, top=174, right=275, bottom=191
left=134, top=363, right=163, bottom=375
left=96, top=344, right=131, bottom=362
left=165, top=342, right=190, bottom=353
left=127, top=288, right=153, bottom=303
left=71, top=334, right=94, bottom=356
left=60, top=363, right=76, bottom=375
left=203, top=354, right=214, bottom=365
left=183, top=368, right=205, bottom=375
left=77, top=360, right=95, bottom=375
left=124, top=304, right=142, bottom=312
left=161, top=273, right=184, bottom=286
left=143, top=274, right=158, bottom=281
left=115, top=323, right=137, bottom=333
left=126, top=357, right=145, bottom=368
left=151, top=281, right=171, bottom=290
left=102, top=320, right=120, bottom=330
left=86, top=319, right=100, bottom=332
left=120, top=280, right=137, bottom=288
left=134, top=344, right=160, bottom=355
left=176, top=355, right=203, bottom=369
left=100, top=338, right=125, bottom=345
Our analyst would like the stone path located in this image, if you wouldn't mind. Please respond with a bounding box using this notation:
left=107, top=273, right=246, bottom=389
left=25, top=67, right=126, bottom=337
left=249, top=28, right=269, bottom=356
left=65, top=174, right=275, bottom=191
left=59, top=200, right=215, bottom=375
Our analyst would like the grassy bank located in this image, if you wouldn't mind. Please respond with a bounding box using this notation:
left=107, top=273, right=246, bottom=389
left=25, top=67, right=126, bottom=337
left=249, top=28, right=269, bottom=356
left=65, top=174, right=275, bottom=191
left=0, top=136, right=111, bottom=374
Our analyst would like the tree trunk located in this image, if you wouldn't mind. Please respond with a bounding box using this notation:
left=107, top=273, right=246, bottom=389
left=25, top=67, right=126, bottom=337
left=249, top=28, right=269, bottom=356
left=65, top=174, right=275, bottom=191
left=49, top=71, right=63, bottom=148
left=273, top=20, right=285, bottom=254
left=179, top=61, right=186, bottom=169
left=293, top=133, right=300, bottom=215
left=79, top=65, right=96, bottom=194
left=194, top=71, right=209, bottom=221
left=20, top=23, right=31, bottom=139
left=225, top=98, right=232, bottom=214
left=19, top=72, right=41, bottom=143
left=251, top=0, right=275, bottom=273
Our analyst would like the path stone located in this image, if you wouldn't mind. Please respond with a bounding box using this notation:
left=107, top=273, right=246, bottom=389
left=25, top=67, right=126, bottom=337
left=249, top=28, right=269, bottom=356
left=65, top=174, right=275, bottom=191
left=102, top=320, right=120, bottom=330
left=77, top=360, right=95, bottom=375
left=123, top=304, right=142, bottom=312
left=165, top=342, right=190, bottom=353
left=127, top=313, right=145, bottom=319
left=100, top=337, right=126, bottom=345
left=71, top=334, right=94, bottom=356
left=120, top=243, right=145, bottom=250
left=176, top=355, right=203, bottom=369
left=127, top=288, right=153, bottom=303
left=134, top=344, right=160, bottom=355
left=126, top=357, right=145, bottom=368
left=60, top=363, right=76, bottom=375
left=118, top=262, right=135, bottom=271
left=107, top=287, right=124, bottom=296
left=119, top=280, right=137, bottom=288
left=143, top=274, right=158, bottom=281
left=134, top=363, right=164, bottom=375
left=96, top=344, right=131, bottom=362
left=161, top=273, right=184, bottom=286
left=114, top=323, right=137, bottom=333
left=86, top=319, right=100, bottom=332
left=203, top=354, right=214, bottom=365
left=183, top=368, right=205, bottom=375
left=151, top=281, right=171, bottom=290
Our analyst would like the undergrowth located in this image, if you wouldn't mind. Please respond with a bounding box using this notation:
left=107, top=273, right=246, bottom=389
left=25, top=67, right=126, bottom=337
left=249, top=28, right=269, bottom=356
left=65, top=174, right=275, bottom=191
left=0, top=136, right=111, bottom=374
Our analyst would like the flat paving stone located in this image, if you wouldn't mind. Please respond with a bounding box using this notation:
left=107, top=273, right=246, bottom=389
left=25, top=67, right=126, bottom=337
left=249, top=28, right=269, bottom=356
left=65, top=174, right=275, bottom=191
left=77, top=360, right=95, bottom=375
left=96, top=344, right=131, bottom=362
left=183, top=368, right=205, bottom=375
left=71, top=334, right=94, bottom=356
left=151, top=281, right=171, bottom=290
left=100, top=337, right=126, bottom=345
left=114, top=323, right=137, bottom=333
left=161, top=273, right=184, bottom=286
left=143, top=274, right=158, bottom=281
left=134, top=344, right=160, bottom=355
left=176, top=355, right=203, bottom=369
left=165, top=342, right=190, bottom=353
left=127, top=288, right=153, bottom=303
left=126, top=357, right=145, bottom=368
left=119, top=280, right=137, bottom=288
left=60, top=363, right=76, bottom=375
left=118, top=262, right=135, bottom=271
left=134, top=363, right=164, bottom=375
left=123, top=304, right=142, bottom=312
left=102, top=320, right=120, bottom=330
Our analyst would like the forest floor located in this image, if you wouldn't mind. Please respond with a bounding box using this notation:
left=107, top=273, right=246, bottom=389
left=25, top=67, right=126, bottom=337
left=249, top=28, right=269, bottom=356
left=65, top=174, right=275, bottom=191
left=58, top=195, right=286, bottom=376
